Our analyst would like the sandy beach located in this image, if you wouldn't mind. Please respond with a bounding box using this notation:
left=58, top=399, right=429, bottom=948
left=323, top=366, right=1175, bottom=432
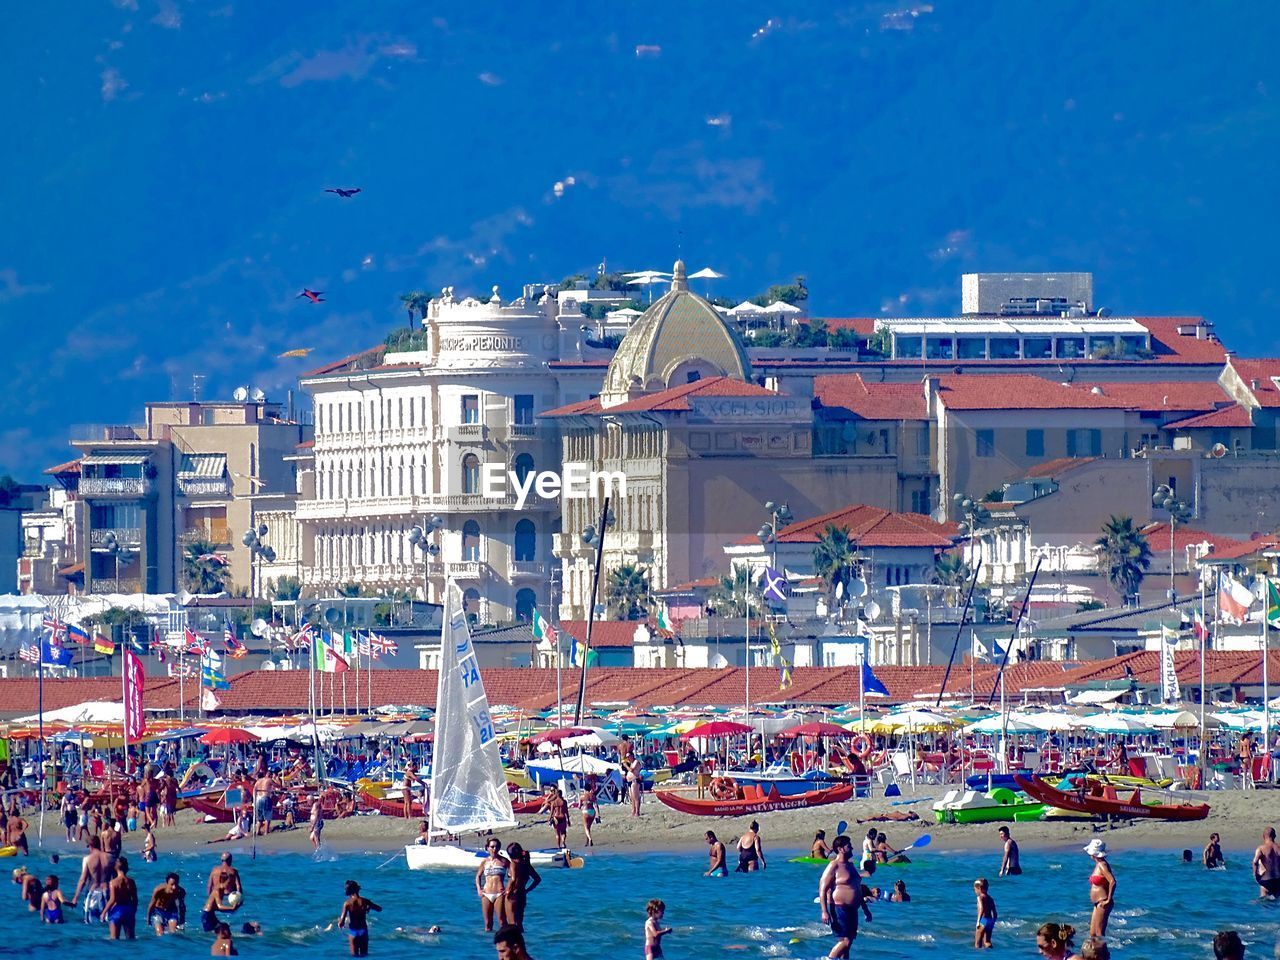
left=29, top=787, right=1280, bottom=862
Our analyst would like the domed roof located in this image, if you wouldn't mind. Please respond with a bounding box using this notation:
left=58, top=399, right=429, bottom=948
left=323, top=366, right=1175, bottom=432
left=600, top=260, right=751, bottom=407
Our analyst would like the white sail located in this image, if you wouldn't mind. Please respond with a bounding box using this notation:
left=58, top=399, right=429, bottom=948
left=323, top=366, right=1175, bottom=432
left=428, top=580, right=515, bottom=833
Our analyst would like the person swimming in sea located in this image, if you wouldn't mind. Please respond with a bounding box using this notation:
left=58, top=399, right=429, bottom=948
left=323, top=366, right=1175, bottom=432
left=41, top=875, right=68, bottom=923
left=1254, top=827, right=1280, bottom=898
left=736, top=821, right=765, bottom=872
left=336, top=879, right=382, bottom=957
left=644, top=899, right=672, bottom=960
left=819, top=836, right=872, bottom=960
left=211, top=921, right=237, bottom=956
left=105, top=856, right=138, bottom=940
left=1204, top=833, right=1225, bottom=869
left=704, top=831, right=727, bottom=877
left=974, top=878, right=996, bottom=949
left=147, top=872, right=184, bottom=935
left=812, top=830, right=831, bottom=859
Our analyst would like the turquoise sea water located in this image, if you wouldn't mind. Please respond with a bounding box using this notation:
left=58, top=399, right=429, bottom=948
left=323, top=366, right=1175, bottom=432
left=4, top=841, right=1276, bottom=959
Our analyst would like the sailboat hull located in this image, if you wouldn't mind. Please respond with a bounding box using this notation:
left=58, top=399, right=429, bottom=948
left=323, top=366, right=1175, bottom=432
left=404, top=843, right=572, bottom=869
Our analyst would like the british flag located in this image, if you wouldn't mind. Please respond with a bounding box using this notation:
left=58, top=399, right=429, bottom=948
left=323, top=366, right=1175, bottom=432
left=369, top=633, right=397, bottom=657
left=42, top=615, right=67, bottom=640
left=288, top=623, right=314, bottom=651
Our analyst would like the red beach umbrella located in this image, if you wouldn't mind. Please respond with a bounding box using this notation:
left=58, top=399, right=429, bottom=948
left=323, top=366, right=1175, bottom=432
left=199, top=727, right=259, bottom=746
left=679, top=720, right=753, bottom=740
left=528, top=726, right=594, bottom=745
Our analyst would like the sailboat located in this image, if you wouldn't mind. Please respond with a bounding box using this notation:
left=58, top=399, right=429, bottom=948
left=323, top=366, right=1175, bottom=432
left=404, top=582, right=572, bottom=869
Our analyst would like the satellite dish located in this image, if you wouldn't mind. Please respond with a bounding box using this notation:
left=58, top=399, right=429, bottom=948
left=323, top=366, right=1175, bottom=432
left=710, top=653, right=730, bottom=669
left=232, top=386, right=249, bottom=402
left=324, top=606, right=342, bottom=625
left=1210, top=442, right=1227, bottom=459
left=250, top=618, right=268, bottom=637
left=250, top=387, right=266, bottom=402
left=864, top=600, right=882, bottom=622
left=852, top=577, right=869, bottom=599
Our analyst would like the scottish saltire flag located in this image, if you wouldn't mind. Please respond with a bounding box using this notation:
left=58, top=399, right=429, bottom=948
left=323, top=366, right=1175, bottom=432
left=861, top=662, right=891, bottom=698
left=761, top=566, right=789, bottom=604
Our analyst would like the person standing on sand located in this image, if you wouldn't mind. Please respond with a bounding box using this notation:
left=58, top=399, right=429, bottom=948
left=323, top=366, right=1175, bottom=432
left=704, top=831, right=727, bottom=877
left=998, top=826, right=1021, bottom=876
left=1240, top=732, right=1256, bottom=790
left=1083, top=839, right=1115, bottom=939
left=626, top=754, right=643, bottom=817
left=543, top=786, right=569, bottom=849
left=1252, top=828, right=1280, bottom=897
left=580, top=777, right=599, bottom=847
left=1204, top=833, right=1225, bottom=869
left=336, top=879, right=382, bottom=957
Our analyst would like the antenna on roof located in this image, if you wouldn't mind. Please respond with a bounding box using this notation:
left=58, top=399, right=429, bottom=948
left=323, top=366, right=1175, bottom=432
left=192, top=374, right=206, bottom=402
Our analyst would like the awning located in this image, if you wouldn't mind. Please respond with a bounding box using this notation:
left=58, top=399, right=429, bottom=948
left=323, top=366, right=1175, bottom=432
left=178, top=453, right=227, bottom=478
left=81, top=454, right=149, bottom=466
left=1067, top=689, right=1128, bottom=705
left=57, top=562, right=85, bottom=576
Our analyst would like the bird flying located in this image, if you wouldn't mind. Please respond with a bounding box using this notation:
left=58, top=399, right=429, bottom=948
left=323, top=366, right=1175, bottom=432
left=325, top=187, right=362, bottom=198
left=297, top=289, right=325, bottom=303
left=278, top=347, right=314, bottom=359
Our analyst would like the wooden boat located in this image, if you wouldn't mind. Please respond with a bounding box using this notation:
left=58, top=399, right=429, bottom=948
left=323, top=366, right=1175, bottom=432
left=359, top=789, right=424, bottom=818
left=1014, top=775, right=1209, bottom=821
left=189, top=783, right=338, bottom=823
left=654, top=781, right=853, bottom=817
left=932, top=787, right=1044, bottom=824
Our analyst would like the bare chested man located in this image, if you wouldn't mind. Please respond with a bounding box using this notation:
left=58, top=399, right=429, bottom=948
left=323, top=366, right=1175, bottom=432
left=73, top=835, right=112, bottom=923
left=704, top=831, right=727, bottom=877
left=148, top=872, right=186, bottom=934
left=207, top=853, right=243, bottom=907
left=1252, top=827, right=1280, bottom=897
left=818, top=837, right=872, bottom=960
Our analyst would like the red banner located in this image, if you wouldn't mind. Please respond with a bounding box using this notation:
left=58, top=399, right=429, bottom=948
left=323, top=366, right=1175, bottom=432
left=123, top=648, right=146, bottom=740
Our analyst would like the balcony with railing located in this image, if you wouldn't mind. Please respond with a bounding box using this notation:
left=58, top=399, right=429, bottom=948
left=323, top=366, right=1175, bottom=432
left=80, top=477, right=151, bottom=497
left=508, top=424, right=539, bottom=440
left=449, top=560, right=486, bottom=581
left=177, top=477, right=232, bottom=498
left=89, top=577, right=143, bottom=594
left=447, top=423, right=488, bottom=444
left=178, top=524, right=231, bottom=546
left=89, top=527, right=142, bottom=548
left=509, top=560, right=547, bottom=579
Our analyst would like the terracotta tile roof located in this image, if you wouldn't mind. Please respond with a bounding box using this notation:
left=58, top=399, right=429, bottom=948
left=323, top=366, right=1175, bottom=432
left=655, top=577, right=719, bottom=594
left=1162, top=405, right=1253, bottom=430
left=1023, top=456, right=1098, bottom=479
left=818, top=318, right=877, bottom=336
left=936, top=375, right=1128, bottom=411
left=771, top=503, right=959, bottom=548
left=1228, top=359, right=1280, bottom=408
left=1137, top=318, right=1228, bottom=364
left=1074, top=380, right=1230, bottom=412
left=814, top=374, right=927, bottom=420
left=0, top=676, right=198, bottom=718
left=1138, top=522, right=1249, bottom=556
left=542, top=377, right=776, bottom=417
left=296, top=440, right=315, bottom=449
left=1055, top=650, right=1280, bottom=689
left=559, top=620, right=640, bottom=649
left=44, top=459, right=81, bottom=475
left=912, top=661, right=1078, bottom=700
left=1198, top=535, right=1280, bottom=564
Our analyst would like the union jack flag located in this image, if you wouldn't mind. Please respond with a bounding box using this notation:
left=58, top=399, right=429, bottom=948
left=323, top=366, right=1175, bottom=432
left=287, top=623, right=314, bottom=651
left=42, top=615, right=66, bottom=640
left=369, top=633, right=397, bottom=657
left=18, top=644, right=40, bottom=663
left=223, top=618, right=247, bottom=659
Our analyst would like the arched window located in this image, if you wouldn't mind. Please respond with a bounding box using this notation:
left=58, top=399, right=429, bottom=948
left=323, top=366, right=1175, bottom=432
left=514, top=519, right=536, bottom=562
left=513, top=453, right=534, bottom=486
left=463, top=587, right=481, bottom=623
left=462, top=520, right=481, bottom=562
left=515, top=588, right=536, bottom=622
left=462, top=454, right=480, bottom=494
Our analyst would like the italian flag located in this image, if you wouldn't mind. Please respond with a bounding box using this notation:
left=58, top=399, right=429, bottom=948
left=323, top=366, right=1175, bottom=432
left=313, top=631, right=350, bottom=673
left=657, top=607, right=673, bottom=632
left=532, top=608, right=558, bottom=647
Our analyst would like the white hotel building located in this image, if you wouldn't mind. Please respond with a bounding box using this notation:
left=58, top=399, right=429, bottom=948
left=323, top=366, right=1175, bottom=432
left=295, top=286, right=603, bottom=624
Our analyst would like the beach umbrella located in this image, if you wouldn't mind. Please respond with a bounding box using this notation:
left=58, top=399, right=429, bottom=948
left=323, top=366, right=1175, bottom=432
left=780, top=721, right=850, bottom=738
left=529, top=726, right=594, bottom=745
left=883, top=709, right=955, bottom=732
left=1017, top=711, right=1084, bottom=732
left=963, top=715, right=1042, bottom=735
left=561, top=727, right=622, bottom=749
left=623, top=270, right=670, bottom=279
left=688, top=267, right=724, bottom=280
left=1144, top=710, right=1216, bottom=730
left=200, top=727, right=259, bottom=746
left=679, top=720, right=752, bottom=739
left=1086, top=714, right=1155, bottom=734
left=763, top=300, right=802, bottom=315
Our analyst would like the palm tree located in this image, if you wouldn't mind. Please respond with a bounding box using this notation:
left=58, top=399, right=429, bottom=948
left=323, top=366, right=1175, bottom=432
left=337, top=582, right=364, bottom=598
left=812, top=524, right=860, bottom=602
left=605, top=564, right=649, bottom=620
left=930, top=553, right=973, bottom=605
left=1094, top=516, right=1152, bottom=605
left=708, top=564, right=761, bottom=618
left=398, top=290, right=432, bottom=324
left=272, top=576, right=302, bottom=601
left=182, top=540, right=230, bottom=594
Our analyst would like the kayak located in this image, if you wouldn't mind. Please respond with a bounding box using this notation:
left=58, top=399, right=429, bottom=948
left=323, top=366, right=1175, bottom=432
left=788, top=855, right=831, bottom=864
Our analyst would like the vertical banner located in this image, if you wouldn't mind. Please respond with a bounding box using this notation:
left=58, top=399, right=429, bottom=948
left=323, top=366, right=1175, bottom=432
left=1160, top=625, right=1182, bottom=704
left=123, top=647, right=147, bottom=740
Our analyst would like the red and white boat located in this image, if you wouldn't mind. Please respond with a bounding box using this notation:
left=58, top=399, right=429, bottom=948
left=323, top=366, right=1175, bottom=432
left=654, top=780, right=853, bottom=817
left=1013, top=775, right=1209, bottom=821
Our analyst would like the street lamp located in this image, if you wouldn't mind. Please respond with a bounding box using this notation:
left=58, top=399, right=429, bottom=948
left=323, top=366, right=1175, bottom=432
left=756, top=500, right=793, bottom=569
left=408, top=515, right=443, bottom=606
left=1152, top=483, right=1191, bottom=600
left=242, top=524, right=276, bottom=603
left=100, top=530, right=137, bottom=593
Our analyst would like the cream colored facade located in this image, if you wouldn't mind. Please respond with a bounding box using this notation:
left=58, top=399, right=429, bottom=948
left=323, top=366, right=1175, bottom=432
left=296, top=287, right=601, bottom=624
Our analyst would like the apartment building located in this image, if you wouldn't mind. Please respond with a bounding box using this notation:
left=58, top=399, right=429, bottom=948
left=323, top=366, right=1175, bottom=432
left=67, top=399, right=307, bottom=594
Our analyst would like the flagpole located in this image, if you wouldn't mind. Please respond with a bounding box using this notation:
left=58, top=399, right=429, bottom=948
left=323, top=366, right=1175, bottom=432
left=179, top=647, right=185, bottom=724
left=1199, top=569, right=1208, bottom=783
left=36, top=618, right=44, bottom=849
left=1264, top=573, right=1271, bottom=784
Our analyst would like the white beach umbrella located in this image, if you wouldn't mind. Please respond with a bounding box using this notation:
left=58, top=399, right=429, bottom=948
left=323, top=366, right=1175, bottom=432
left=729, top=300, right=764, bottom=315
left=884, top=709, right=956, bottom=732
left=1086, top=714, right=1155, bottom=734
left=1016, top=711, right=1084, bottom=732
left=688, top=267, right=724, bottom=280
left=1143, top=710, right=1218, bottom=730
left=560, top=727, right=622, bottom=749
left=763, top=300, right=802, bottom=314
left=963, top=714, right=1042, bottom=735
left=623, top=270, right=670, bottom=279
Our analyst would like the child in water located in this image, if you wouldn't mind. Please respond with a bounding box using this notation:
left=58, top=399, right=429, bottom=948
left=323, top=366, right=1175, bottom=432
left=41, top=876, right=68, bottom=923
left=974, top=878, right=996, bottom=949
left=645, top=899, right=672, bottom=959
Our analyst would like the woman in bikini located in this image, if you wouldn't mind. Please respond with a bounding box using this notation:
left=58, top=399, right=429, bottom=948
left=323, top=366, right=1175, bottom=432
left=474, top=837, right=509, bottom=932
left=1083, top=839, right=1116, bottom=938
left=543, top=786, right=570, bottom=849
left=735, top=821, right=766, bottom=872
left=504, top=842, right=541, bottom=930
left=581, top=778, right=599, bottom=847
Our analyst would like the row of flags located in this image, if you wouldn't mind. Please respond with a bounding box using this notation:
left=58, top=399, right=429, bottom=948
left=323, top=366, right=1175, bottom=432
left=1217, top=574, right=1280, bottom=628
left=531, top=608, right=597, bottom=667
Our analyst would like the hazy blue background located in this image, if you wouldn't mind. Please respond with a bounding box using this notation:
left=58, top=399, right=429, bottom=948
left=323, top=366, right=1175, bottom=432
left=3, top=1, right=1278, bottom=477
